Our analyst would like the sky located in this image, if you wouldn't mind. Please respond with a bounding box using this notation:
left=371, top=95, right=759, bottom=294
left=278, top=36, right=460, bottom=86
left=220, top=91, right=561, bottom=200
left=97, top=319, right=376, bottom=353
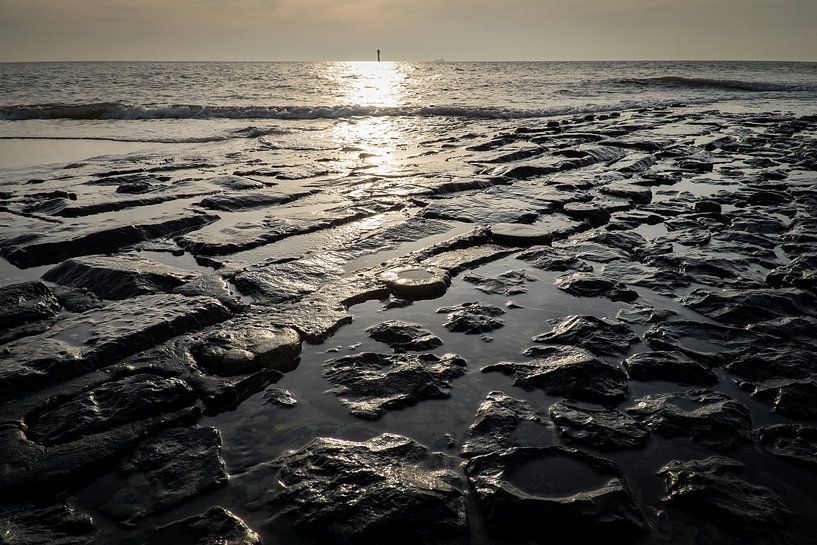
left=1, top=0, right=816, bottom=62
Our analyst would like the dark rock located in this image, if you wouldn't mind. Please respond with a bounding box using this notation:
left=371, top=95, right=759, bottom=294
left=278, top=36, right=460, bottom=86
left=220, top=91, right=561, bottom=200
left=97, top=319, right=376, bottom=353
left=554, top=272, right=638, bottom=302
left=258, top=434, right=467, bottom=544
left=755, top=424, right=817, bottom=471
left=26, top=374, right=197, bottom=446
left=171, top=273, right=241, bottom=310
left=694, top=199, right=722, bottom=214
left=645, top=320, right=769, bottom=365
left=746, top=316, right=817, bottom=350
left=658, top=457, right=789, bottom=531
left=209, top=174, right=266, bottom=190
left=51, top=285, right=104, bottom=313
left=515, top=245, right=593, bottom=272
left=378, top=265, right=451, bottom=300
left=366, top=320, right=443, bottom=351
left=234, top=255, right=346, bottom=304
left=677, top=158, right=714, bottom=172
left=682, top=287, right=817, bottom=327
left=190, top=325, right=301, bottom=376
left=0, top=281, right=60, bottom=330
left=726, top=347, right=817, bottom=383
left=550, top=401, right=649, bottom=451
left=323, top=352, right=467, bottom=419
left=532, top=315, right=639, bottom=356
left=616, top=153, right=656, bottom=174
left=464, top=446, right=646, bottom=544
left=463, top=269, right=537, bottom=295
left=264, top=386, right=297, bottom=407
left=483, top=345, right=628, bottom=404
left=752, top=379, right=817, bottom=421
left=0, top=294, right=230, bottom=400
left=616, top=304, right=676, bottom=324
left=421, top=244, right=514, bottom=276
left=623, top=351, right=717, bottom=385
left=628, top=389, right=751, bottom=450
left=0, top=503, right=96, bottom=545
left=490, top=214, right=585, bottom=245
left=599, top=183, right=652, bottom=204
left=98, top=426, right=227, bottom=521
left=600, top=262, right=690, bottom=297
left=461, top=391, right=549, bottom=457
left=436, top=302, right=505, bottom=333
left=420, top=191, right=549, bottom=224
left=42, top=254, right=197, bottom=300
left=766, top=253, right=817, bottom=291
left=1, top=212, right=219, bottom=268
left=198, top=190, right=310, bottom=211
left=144, top=507, right=261, bottom=545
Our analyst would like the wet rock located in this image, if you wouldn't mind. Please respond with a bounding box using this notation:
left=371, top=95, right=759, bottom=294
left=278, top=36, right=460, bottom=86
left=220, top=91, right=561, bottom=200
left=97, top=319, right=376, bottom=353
left=616, top=153, right=656, bottom=174
left=0, top=503, right=96, bottom=545
left=234, top=256, right=345, bottom=304
left=323, top=352, right=467, bottom=419
left=658, top=457, right=788, bottom=531
left=645, top=319, right=769, bottom=364
left=623, top=351, right=717, bottom=385
left=190, top=325, right=301, bottom=376
left=725, top=347, right=817, bottom=383
left=264, top=386, right=297, bottom=407
left=461, top=391, right=549, bottom=457
left=421, top=244, right=514, bottom=276
left=51, top=285, right=104, bottom=313
left=420, top=191, right=548, bottom=224
left=171, top=273, right=241, bottom=310
left=554, top=272, right=638, bottom=302
left=378, top=265, right=451, bottom=300
left=755, top=424, right=817, bottom=472
left=515, top=245, right=593, bottom=272
left=766, top=253, right=817, bottom=291
left=209, top=174, right=266, bottom=190
left=752, top=379, right=817, bottom=421
left=366, top=320, right=443, bottom=351
left=41, top=254, right=197, bottom=300
left=746, top=316, right=817, bottom=350
left=1, top=212, right=219, bottom=268
left=682, top=287, right=817, bottom=326
left=0, top=281, right=60, bottom=330
left=490, top=214, right=585, bottom=246
left=550, top=401, right=649, bottom=451
left=437, top=302, right=505, bottom=333
left=462, top=269, right=537, bottom=295
left=144, top=507, right=261, bottom=545
left=677, top=158, right=715, bottom=172
left=26, top=374, right=197, bottom=446
left=259, top=434, right=466, bottom=544
left=464, top=446, right=646, bottom=544
left=599, top=183, right=652, bottom=204
left=98, top=426, right=227, bottom=521
left=616, top=304, right=676, bottom=324
left=0, top=294, right=230, bottom=399
left=600, top=262, right=690, bottom=297
left=532, top=315, right=639, bottom=356
left=628, top=389, right=751, bottom=451
left=198, top=190, right=310, bottom=211
left=484, top=345, right=628, bottom=404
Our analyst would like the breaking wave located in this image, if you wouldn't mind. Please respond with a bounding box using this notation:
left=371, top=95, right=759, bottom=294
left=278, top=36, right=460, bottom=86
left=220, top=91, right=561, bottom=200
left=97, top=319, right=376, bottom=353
left=612, top=76, right=815, bottom=93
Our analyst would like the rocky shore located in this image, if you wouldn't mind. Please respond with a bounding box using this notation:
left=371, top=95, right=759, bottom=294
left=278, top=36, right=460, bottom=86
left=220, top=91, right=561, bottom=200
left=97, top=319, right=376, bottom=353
left=1, top=106, right=817, bottom=544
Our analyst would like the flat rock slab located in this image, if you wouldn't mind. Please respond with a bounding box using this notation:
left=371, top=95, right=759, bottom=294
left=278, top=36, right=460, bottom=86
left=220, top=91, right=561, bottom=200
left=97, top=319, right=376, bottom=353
left=258, top=434, right=467, bottom=544
left=366, top=320, right=442, bottom=351
left=190, top=325, right=301, bottom=376
left=233, top=255, right=346, bottom=304
left=323, top=352, right=467, bottom=419
left=752, top=379, right=817, bottom=421
left=490, top=214, right=584, bottom=246
left=623, top=350, right=717, bottom=385
left=437, top=302, right=506, bottom=333
left=659, top=457, right=789, bottom=532
left=0, top=294, right=230, bottom=399
left=628, top=389, right=751, bottom=451
left=0, top=212, right=218, bottom=268
left=464, top=446, right=646, bottom=544
left=554, top=272, right=638, bottom=302
left=0, top=503, right=96, bottom=545
left=682, top=287, right=817, bottom=327
left=0, top=281, right=61, bottom=330
left=378, top=265, right=451, bottom=300
left=515, top=245, right=593, bottom=272
left=755, top=424, right=817, bottom=472
left=98, top=426, right=227, bottom=521
left=42, top=254, right=197, bottom=300
left=462, top=391, right=549, bottom=457
left=484, top=345, right=628, bottom=404
left=645, top=320, right=769, bottom=364
left=143, top=507, right=261, bottom=545
left=550, top=401, right=649, bottom=451
left=532, top=315, right=639, bottom=356
left=198, top=190, right=311, bottom=211
left=463, top=269, right=537, bottom=296
left=420, top=192, right=551, bottom=224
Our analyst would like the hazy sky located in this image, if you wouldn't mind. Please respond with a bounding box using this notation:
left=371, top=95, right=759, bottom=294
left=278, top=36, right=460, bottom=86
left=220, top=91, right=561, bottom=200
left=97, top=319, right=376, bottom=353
left=1, top=0, right=815, bottom=61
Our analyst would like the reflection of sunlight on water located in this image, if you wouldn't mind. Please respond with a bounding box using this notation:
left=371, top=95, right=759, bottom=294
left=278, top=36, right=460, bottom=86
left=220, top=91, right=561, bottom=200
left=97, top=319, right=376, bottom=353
left=333, top=116, right=403, bottom=176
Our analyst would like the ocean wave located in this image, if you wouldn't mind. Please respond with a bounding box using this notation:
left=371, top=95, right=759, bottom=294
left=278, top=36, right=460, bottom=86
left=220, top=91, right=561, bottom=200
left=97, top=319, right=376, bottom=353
left=0, top=99, right=714, bottom=121
left=611, top=76, right=814, bottom=93
left=0, top=124, right=290, bottom=143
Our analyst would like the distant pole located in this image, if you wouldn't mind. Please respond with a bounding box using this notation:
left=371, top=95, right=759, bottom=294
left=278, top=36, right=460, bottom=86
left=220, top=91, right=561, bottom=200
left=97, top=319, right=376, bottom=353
left=377, top=49, right=381, bottom=62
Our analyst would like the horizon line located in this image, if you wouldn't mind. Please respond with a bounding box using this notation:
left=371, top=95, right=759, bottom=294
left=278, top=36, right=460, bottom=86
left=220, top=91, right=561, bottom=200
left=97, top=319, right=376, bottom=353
left=2, top=58, right=816, bottom=64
